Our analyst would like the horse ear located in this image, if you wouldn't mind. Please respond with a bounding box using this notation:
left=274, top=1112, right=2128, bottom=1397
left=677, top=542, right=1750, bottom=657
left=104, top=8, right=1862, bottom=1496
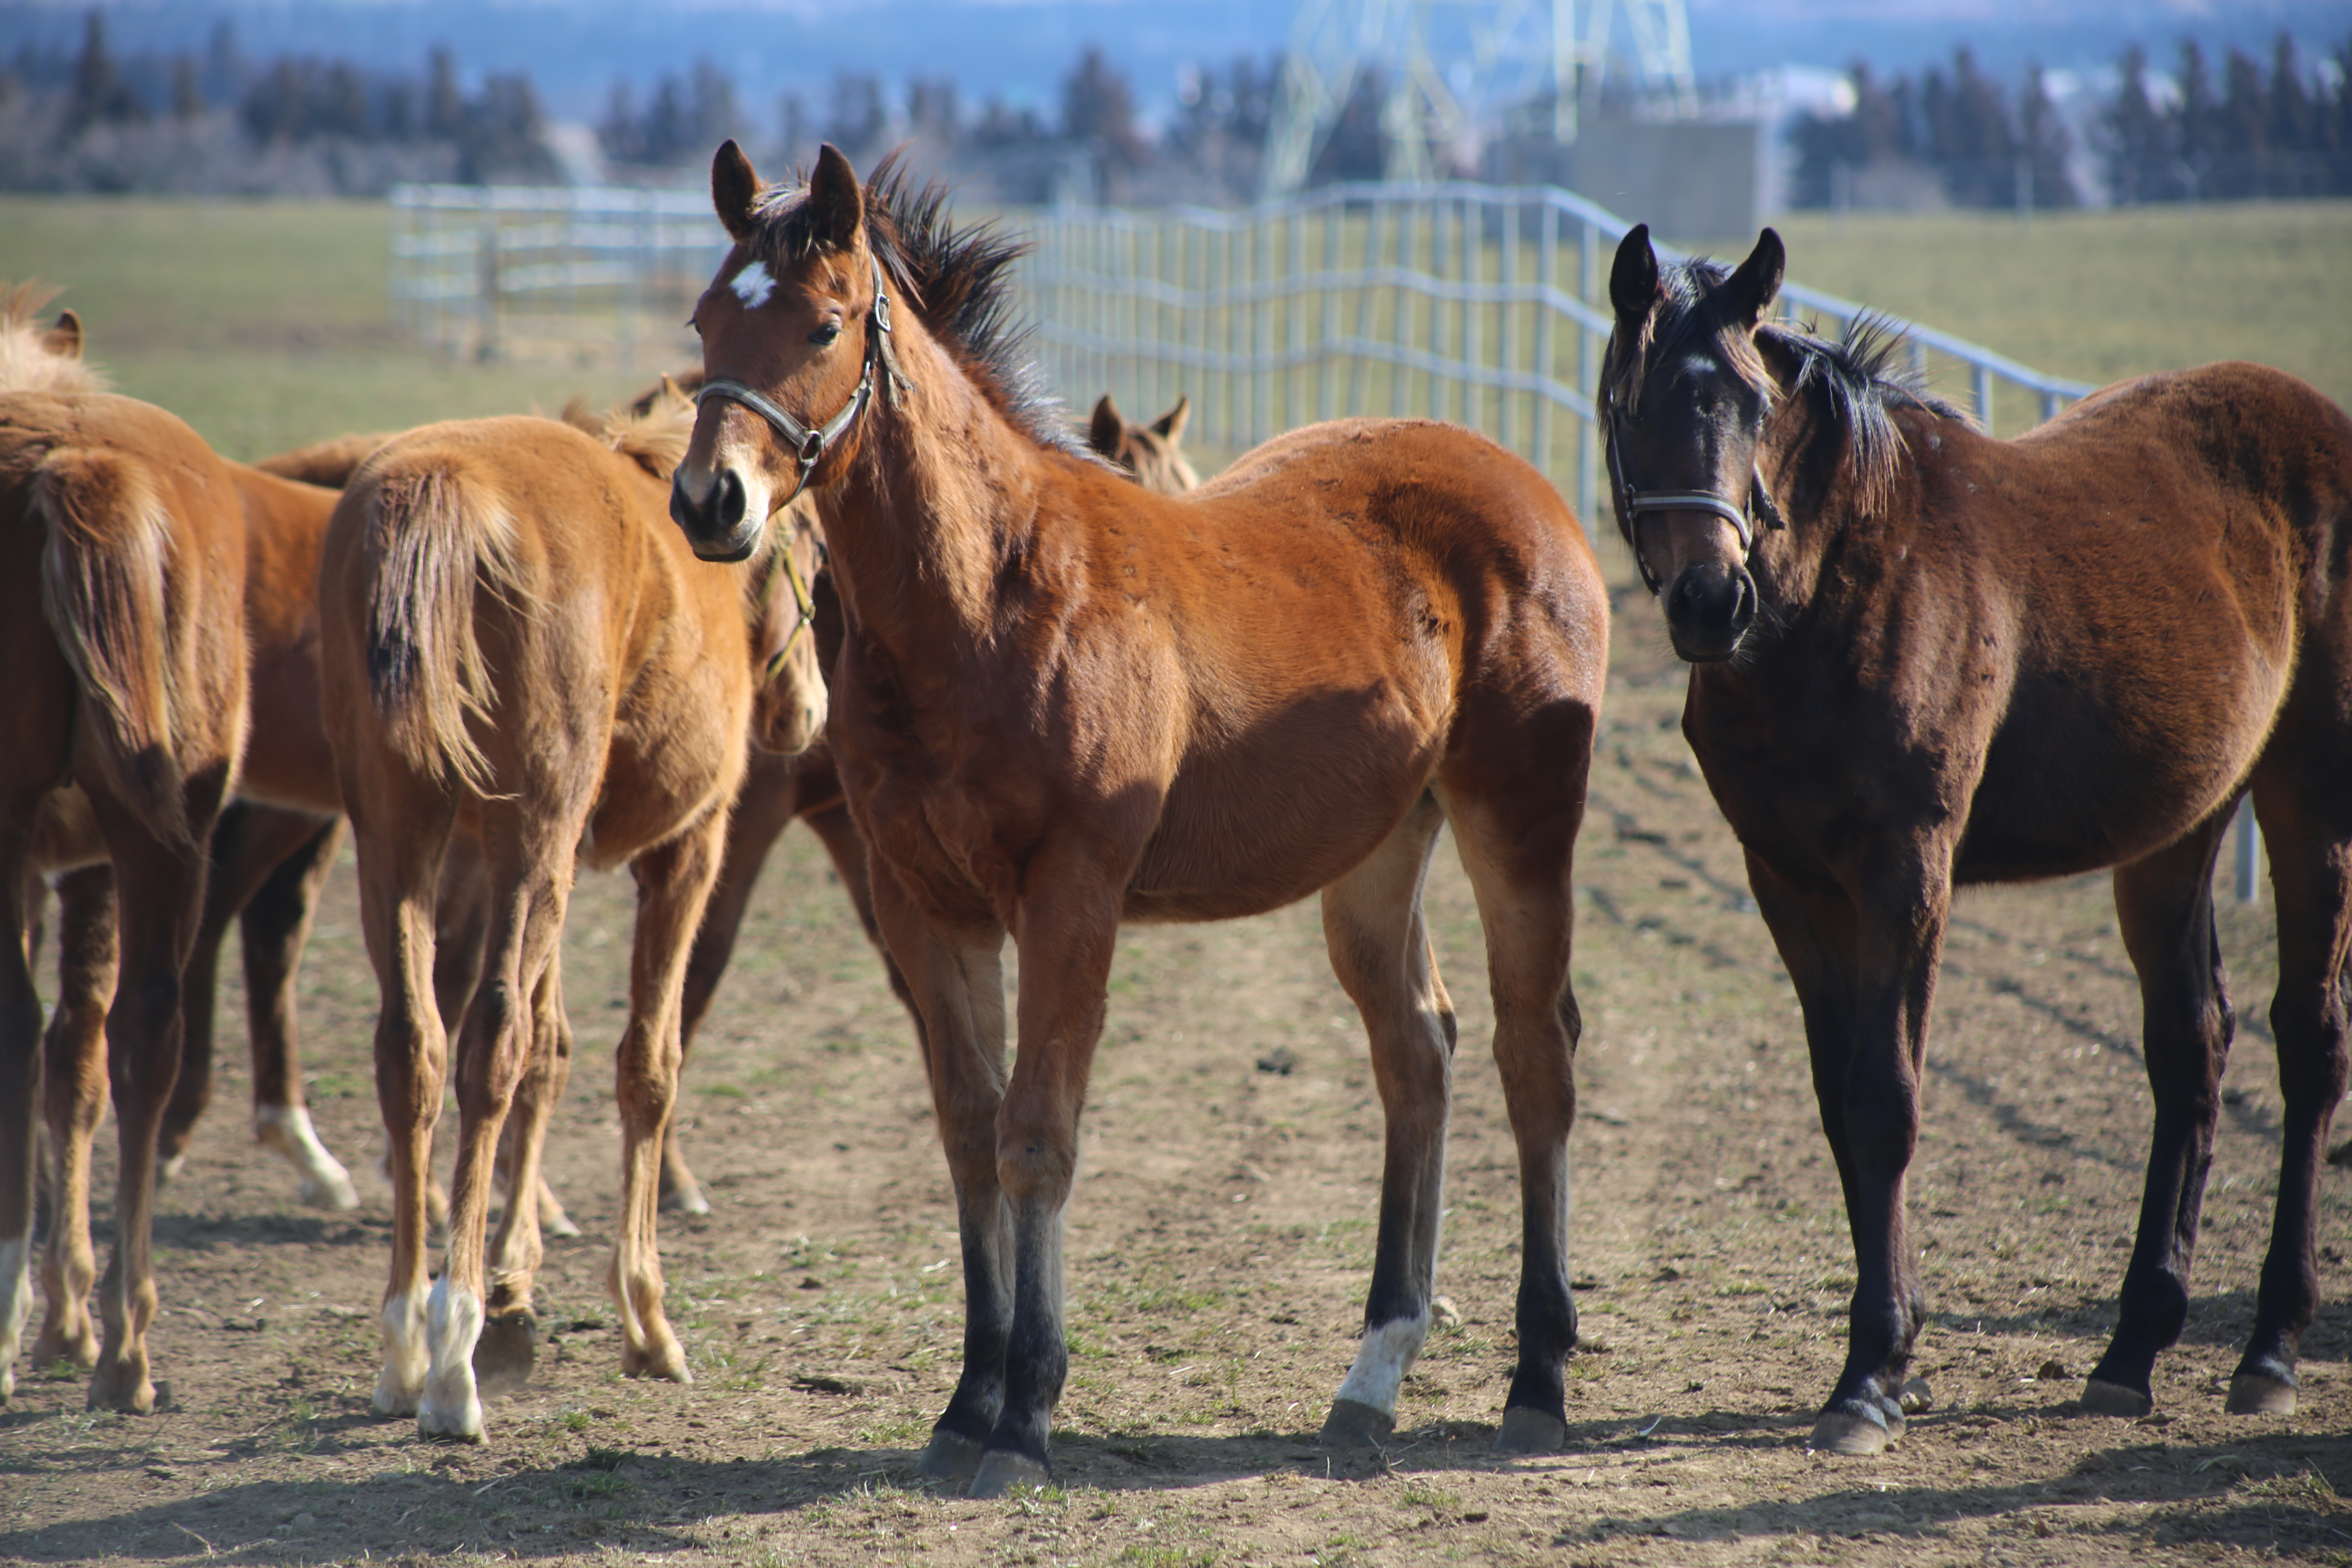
left=1150, top=394, right=1189, bottom=444
left=1609, top=224, right=1659, bottom=323
left=43, top=309, right=82, bottom=360
left=712, top=140, right=762, bottom=242
left=1088, top=394, right=1126, bottom=460
left=808, top=143, right=864, bottom=252
left=1724, top=228, right=1785, bottom=329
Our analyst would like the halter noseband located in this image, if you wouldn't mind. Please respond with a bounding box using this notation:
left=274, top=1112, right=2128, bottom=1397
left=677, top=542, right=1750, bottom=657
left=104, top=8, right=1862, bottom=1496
left=696, top=252, right=912, bottom=512
left=1603, top=388, right=1786, bottom=595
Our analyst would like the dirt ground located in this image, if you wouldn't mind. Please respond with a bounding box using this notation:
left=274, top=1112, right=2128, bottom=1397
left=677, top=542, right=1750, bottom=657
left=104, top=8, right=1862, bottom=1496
left=1, top=559, right=2344, bottom=1568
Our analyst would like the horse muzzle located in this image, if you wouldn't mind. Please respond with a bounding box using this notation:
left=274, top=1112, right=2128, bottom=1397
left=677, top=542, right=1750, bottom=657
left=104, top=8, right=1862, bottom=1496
left=1664, top=561, right=1757, bottom=663
left=668, top=467, right=764, bottom=563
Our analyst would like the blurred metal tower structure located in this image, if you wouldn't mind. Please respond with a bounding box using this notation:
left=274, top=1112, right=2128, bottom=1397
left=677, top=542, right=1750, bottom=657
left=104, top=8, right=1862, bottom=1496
left=1260, top=0, right=1697, bottom=198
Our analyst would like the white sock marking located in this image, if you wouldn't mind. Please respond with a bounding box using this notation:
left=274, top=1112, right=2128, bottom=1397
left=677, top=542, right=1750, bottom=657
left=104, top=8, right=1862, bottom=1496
left=419, top=1276, right=486, bottom=1437
left=730, top=260, right=775, bottom=309
left=0, top=1236, right=31, bottom=1399
left=256, top=1105, right=360, bottom=1211
left=374, top=1289, right=428, bottom=1414
left=1334, top=1310, right=1432, bottom=1419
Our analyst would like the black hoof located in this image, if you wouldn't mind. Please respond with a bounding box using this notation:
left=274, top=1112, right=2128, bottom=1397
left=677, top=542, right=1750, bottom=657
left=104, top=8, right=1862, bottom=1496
left=1320, top=1397, right=1395, bottom=1448
left=2225, top=1372, right=2295, bottom=1415
left=968, top=1448, right=1051, bottom=1498
left=2081, top=1377, right=2153, bottom=1418
left=1494, top=1405, right=1566, bottom=1453
left=917, top=1427, right=987, bottom=1481
left=472, top=1312, right=538, bottom=1396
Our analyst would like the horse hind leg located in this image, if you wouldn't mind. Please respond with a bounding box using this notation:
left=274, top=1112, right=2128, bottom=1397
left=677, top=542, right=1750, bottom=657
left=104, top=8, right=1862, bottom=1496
left=33, top=866, right=116, bottom=1373
left=237, top=813, right=360, bottom=1210
left=2084, top=812, right=2236, bottom=1417
left=2226, top=757, right=2352, bottom=1415
left=1316, top=794, right=1455, bottom=1449
left=476, top=963, right=573, bottom=1396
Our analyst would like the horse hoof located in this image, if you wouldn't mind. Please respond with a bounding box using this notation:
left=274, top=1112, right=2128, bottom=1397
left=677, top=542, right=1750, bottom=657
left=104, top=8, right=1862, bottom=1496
left=89, top=1364, right=156, bottom=1415
left=417, top=1402, right=484, bottom=1443
left=967, top=1449, right=1052, bottom=1499
left=300, top=1173, right=363, bottom=1212
left=659, top=1184, right=712, bottom=1217
left=1898, top=1378, right=1933, bottom=1414
left=1493, top=1406, right=1566, bottom=1453
left=472, top=1312, right=538, bottom=1396
left=543, top=1209, right=584, bottom=1240
left=2080, top=1378, right=2153, bottom=1418
left=622, top=1339, right=693, bottom=1384
left=158, top=1153, right=187, bottom=1183
left=918, top=1428, right=987, bottom=1481
left=1319, top=1397, right=1395, bottom=1448
left=2225, top=1373, right=2296, bottom=1416
left=1809, top=1404, right=1894, bottom=1455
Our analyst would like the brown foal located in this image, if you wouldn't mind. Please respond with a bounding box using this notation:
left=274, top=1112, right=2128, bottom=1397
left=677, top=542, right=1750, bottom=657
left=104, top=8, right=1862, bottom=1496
left=670, top=145, right=1607, bottom=1492
left=1605, top=225, right=2352, bottom=1453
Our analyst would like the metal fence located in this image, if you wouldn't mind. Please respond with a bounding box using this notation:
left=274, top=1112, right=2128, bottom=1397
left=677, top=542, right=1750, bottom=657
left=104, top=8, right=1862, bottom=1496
left=1025, top=179, right=2099, bottom=529
left=389, top=183, right=726, bottom=367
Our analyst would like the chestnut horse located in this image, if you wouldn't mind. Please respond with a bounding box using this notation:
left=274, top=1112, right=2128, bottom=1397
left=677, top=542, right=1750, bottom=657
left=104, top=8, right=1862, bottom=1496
left=1604, top=224, right=2352, bottom=1454
left=662, top=389, right=1203, bottom=1214
left=0, top=389, right=310, bottom=1410
left=322, top=398, right=824, bottom=1441
left=670, top=145, right=1606, bottom=1492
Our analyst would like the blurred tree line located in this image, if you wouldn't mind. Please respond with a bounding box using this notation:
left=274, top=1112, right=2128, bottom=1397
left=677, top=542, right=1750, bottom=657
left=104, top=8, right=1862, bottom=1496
left=0, top=11, right=556, bottom=192
left=1792, top=34, right=2352, bottom=210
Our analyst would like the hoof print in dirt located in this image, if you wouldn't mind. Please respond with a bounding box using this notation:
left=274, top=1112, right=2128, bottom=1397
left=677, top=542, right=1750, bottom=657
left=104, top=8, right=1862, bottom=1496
left=1493, top=1406, right=1567, bottom=1453
left=472, top=1312, right=538, bottom=1395
left=2080, top=1378, right=2154, bottom=1418
left=967, top=1449, right=1051, bottom=1499
left=2224, top=1372, right=2295, bottom=1416
left=916, top=1428, right=987, bottom=1481
left=1319, top=1397, right=1395, bottom=1448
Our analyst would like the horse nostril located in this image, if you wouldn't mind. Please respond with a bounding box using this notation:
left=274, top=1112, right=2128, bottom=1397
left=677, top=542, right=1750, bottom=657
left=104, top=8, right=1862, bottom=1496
left=1729, top=570, right=1758, bottom=631
left=715, top=469, right=747, bottom=532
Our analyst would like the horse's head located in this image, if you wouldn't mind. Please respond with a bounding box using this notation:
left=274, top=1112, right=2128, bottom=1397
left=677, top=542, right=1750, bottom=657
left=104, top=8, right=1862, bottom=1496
left=672, top=141, right=902, bottom=562
left=0, top=281, right=102, bottom=396
left=745, top=493, right=831, bottom=756
left=1088, top=393, right=1200, bottom=495
left=1604, top=225, right=1786, bottom=664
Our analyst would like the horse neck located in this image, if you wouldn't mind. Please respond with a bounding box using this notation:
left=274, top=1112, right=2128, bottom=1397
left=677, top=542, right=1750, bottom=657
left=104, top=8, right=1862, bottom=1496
left=1746, top=360, right=1910, bottom=640
left=816, top=318, right=1046, bottom=653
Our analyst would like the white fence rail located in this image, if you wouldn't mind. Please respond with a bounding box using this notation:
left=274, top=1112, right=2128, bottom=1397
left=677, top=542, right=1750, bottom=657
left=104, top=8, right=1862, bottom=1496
left=390, top=184, right=726, bottom=367
left=1025, top=180, right=2098, bottom=529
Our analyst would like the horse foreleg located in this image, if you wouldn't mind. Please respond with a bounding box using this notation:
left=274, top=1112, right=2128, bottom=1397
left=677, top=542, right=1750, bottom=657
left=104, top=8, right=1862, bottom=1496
left=610, top=811, right=727, bottom=1384
left=968, top=867, right=1119, bottom=1499
left=1314, top=795, right=1454, bottom=1451
left=869, top=869, right=1009, bottom=1484
left=0, top=844, right=51, bottom=1401
left=2227, top=773, right=2352, bottom=1416
left=33, top=866, right=115, bottom=1372
left=1446, top=787, right=1588, bottom=1454
left=239, top=814, right=358, bottom=1210
left=2082, top=816, right=2237, bottom=1417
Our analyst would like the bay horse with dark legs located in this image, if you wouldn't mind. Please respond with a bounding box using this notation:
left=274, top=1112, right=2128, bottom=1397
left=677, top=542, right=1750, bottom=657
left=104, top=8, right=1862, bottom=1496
left=321, top=396, right=824, bottom=1441
left=670, top=144, right=1607, bottom=1493
left=1603, top=224, right=2352, bottom=1454
left=663, top=390, right=1201, bottom=1215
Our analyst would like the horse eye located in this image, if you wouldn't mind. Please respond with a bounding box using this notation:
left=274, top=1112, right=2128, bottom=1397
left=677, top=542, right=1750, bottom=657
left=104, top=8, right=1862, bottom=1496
left=685, top=315, right=702, bottom=337
left=808, top=323, right=842, bottom=347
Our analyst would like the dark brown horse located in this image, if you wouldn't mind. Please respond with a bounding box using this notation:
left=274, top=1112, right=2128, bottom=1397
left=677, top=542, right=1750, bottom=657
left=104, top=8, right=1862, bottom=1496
left=670, top=145, right=1606, bottom=1493
left=1603, top=224, right=2352, bottom=1454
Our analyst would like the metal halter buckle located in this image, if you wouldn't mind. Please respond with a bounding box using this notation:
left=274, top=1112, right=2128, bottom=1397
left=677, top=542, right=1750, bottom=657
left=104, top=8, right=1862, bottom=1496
left=695, top=252, right=911, bottom=512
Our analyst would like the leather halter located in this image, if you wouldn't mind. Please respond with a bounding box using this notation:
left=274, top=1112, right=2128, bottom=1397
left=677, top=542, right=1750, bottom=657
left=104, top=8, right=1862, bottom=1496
left=696, top=252, right=911, bottom=512
left=1604, top=388, right=1785, bottom=595
left=757, top=530, right=825, bottom=682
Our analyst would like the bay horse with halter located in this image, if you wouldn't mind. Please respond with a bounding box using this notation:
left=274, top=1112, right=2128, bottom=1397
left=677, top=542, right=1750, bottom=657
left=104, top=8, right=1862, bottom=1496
left=321, top=397, right=824, bottom=1441
left=670, top=145, right=1607, bottom=1492
left=1603, top=224, right=2352, bottom=1453
left=664, top=388, right=1203, bottom=1214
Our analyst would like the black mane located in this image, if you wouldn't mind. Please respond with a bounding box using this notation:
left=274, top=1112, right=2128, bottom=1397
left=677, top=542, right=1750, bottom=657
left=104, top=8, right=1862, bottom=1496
left=739, top=154, right=1092, bottom=461
left=1630, top=254, right=1968, bottom=517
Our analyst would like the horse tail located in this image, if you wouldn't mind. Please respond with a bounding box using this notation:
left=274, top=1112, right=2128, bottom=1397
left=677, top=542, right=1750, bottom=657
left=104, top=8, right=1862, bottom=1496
left=33, top=447, right=196, bottom=845
left=359, top=466, right=527, bottom=795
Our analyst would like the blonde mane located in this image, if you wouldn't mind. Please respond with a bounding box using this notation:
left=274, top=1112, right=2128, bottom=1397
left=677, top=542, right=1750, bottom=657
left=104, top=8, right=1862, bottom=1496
left=0, top=281, right=106, bottom=395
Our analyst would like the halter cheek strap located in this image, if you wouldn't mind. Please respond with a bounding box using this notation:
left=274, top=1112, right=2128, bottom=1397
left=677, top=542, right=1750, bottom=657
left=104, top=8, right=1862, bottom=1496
left=1604, top=392, right=1786, bottom=595
left=759, top=532, right=825, bottom=683
left=696, top=253, right=912, bottom=512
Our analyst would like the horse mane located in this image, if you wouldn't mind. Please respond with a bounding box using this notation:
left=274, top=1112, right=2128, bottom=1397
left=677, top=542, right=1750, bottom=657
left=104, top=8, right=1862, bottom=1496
left=1615, top=255, right=1965, bottom=519
left=592, top=383, right=696, bottom=481
left=735, top=154, right=1094, bottom=462
left=0, top=280, right=107, bottom=395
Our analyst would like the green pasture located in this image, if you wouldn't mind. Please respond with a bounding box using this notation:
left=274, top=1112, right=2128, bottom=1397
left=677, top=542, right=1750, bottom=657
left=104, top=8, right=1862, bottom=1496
left=0, top=194, right=2345, bottom=472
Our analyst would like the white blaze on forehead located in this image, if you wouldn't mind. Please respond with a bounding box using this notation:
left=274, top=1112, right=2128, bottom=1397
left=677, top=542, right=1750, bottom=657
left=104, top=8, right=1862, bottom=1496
left=731, top=259, right=776, bottom=309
